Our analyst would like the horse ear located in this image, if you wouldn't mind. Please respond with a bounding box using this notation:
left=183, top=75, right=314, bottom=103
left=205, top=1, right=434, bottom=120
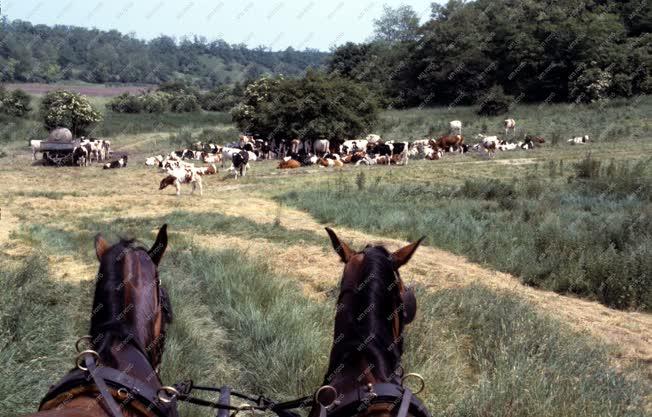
left=391, top=236, right=426, bottom=269
left=148, top=224, right=168, bottom=265
left=325, top=227, right=354, bottom=263
left=401, top=287, right=417, bottom=324
left=95, top=234, right=110, bottom=261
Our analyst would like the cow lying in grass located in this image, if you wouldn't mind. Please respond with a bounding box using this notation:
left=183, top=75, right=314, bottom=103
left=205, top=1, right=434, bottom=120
left=103, top=155, right=128, bottom=169
left=278, top=159, right=301, bottom=169
left=568, top=135, right=590, bottom=144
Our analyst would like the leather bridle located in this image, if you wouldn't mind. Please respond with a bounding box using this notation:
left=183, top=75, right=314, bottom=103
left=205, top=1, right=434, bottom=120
left=38, top=337, right=178, bottom=417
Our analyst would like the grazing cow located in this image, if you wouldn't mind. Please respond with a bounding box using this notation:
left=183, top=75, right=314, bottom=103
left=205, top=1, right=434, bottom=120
left=504, top=118, right=516, bottom=137
left=370, top=142, right=393, bottom=157
left=80, top=139, right=101, bottom=163
left=160, top=168, right=202, bottom=196
left=312, top=139, right=330, bottom=156
left=228, top=150, right=250, bottom=179
left=450, top=120, right=462, bottom=135
left=568, top=135, right=590, bottom=144
left=103, top=155, right=128, bottom=169
left=437, top=135, right=464, bottom=153
left=278, top=159, right=301, bottom=169
left=30, top=139, right=42, bottom=160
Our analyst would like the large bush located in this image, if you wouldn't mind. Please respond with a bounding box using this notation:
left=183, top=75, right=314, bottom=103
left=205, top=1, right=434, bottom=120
left=0, top=87, right=32, bottom=117
left=141, top=92, right=171, bottom=113
left=40, top=90, right=102, bottom=136
left=232, top=71, right=379, bottom=141
left=106, top=93, right=143, bottom=113
left=169, top=93, right=200, bottom=113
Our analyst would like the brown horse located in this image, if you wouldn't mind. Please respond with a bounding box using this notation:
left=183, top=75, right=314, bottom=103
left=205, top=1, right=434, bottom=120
left=27, top=225, right=177, bottom=417
left=309, top=228, right=430, bottom=417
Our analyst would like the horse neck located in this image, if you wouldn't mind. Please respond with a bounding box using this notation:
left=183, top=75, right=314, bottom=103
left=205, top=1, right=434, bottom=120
left=102, top=335, right=162, bottom=387
left=325, top=297, right=401, bottom=391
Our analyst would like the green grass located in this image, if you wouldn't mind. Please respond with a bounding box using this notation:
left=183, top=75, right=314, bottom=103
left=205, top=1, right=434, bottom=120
left=277, top=156, right=652, bottom=311
left=378, top=95, right=652, bottom=143
left=1, top=223, right=647, bottom=417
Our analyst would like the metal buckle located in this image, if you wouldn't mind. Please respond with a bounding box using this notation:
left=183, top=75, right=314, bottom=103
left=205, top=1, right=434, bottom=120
left=400, top=373, right=425, bottom=395
left=315, top=385, right=338, bottom=409
left=157, top=386, right=179, bottom=403
left=75, top=350, right=100, bottom=371
left=231, top=404, right=256, bottom=417
left=116, top=387, right=130, bottom=400
left=75, top=335, right=93, bottom=353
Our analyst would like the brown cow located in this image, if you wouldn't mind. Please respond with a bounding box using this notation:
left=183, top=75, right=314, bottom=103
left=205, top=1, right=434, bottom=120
left=278, top=159, right=301, bottom=169
left=436, top=135, right=464, bottom=153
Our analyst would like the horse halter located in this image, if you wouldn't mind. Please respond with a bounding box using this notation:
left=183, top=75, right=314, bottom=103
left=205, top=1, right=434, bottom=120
left=38, top=336, right=179, bottom=417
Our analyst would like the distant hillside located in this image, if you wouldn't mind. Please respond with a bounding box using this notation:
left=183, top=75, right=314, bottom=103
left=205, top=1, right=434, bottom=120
left=0, top=18, right=329, bottom=88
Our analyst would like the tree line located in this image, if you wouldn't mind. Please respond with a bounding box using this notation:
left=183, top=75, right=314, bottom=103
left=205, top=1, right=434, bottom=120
left=329, top=0, right=651, bottom=107
left=0, top=17, right=328, bottom=88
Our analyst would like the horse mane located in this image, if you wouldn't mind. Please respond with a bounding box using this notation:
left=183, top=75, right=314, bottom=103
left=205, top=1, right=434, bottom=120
left=326, top=245, right=404, bottom=382
left=89, top=238, right=171, bottom=367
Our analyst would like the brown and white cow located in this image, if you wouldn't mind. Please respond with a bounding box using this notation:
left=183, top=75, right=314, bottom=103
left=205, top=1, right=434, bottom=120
left=504, top=119, right=516, bottom=137
left=278, top=159, right=301, bottom=169
left=160, top=168, right=202, bottom=196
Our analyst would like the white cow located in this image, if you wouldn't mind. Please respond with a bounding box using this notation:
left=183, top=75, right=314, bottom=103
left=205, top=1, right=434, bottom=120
left=504, top=119, right=516, bottom=137
left=30, top=140, right=42, bottom=160
left=450, top=120, right=462, bottom=135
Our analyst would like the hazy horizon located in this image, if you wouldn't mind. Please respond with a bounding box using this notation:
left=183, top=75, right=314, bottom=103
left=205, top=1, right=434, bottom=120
left=3, top=0, right=440, bottom=51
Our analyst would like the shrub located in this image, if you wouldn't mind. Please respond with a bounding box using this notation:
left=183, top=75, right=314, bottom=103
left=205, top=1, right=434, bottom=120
left=141, top=92, right=170, bottom=113
left=0, top=88, right=32, bottom=117
left=169, top=93, right=200, bottom=113
left=476, top=85, right=513, bottom=116
left=40, top=90, right=102, bottom=136
left=106, top=93, right=143, bottom=113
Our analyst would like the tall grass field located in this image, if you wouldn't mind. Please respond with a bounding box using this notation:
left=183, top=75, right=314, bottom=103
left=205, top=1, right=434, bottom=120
left=0, top=96, right=650, bottom=417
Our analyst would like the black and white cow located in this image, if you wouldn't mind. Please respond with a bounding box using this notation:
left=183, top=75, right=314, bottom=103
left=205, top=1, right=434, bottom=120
left=228, top=150, right=250, bottom=179
left=103, top=155, right=128, bottom=169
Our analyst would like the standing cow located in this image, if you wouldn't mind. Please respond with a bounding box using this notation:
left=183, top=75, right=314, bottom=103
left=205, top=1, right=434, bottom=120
left=504, top=119, right=516, bottom=137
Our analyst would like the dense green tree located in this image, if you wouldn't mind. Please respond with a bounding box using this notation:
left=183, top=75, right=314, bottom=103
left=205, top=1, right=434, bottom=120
left=40, top=90, right=102, bottom=136
left=232, top=72, right=379, bottom=142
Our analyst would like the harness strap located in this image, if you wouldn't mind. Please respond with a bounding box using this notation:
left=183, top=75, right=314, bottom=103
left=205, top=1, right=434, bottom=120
left=396, top=388, right=412, bottom=417
left=86, top=355, right=125, bottom=417
left=216, top=386, right=231, bottom=417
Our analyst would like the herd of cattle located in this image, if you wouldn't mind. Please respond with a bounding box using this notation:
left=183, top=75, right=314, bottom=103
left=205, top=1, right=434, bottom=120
left=28, top=119, right=591, bottom=195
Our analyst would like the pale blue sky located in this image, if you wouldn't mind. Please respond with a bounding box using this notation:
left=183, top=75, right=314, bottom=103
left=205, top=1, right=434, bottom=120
left=4, top=0, right=441, bottom=51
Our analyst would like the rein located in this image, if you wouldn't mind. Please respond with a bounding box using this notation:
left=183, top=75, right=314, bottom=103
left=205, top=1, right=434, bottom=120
left=167, top=373, right=430, bottom=417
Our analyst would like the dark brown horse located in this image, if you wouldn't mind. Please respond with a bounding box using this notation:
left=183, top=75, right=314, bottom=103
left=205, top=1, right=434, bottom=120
left=28, top=225, right=176, bottom=417
left=309, top=228, right=429, bottom=417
